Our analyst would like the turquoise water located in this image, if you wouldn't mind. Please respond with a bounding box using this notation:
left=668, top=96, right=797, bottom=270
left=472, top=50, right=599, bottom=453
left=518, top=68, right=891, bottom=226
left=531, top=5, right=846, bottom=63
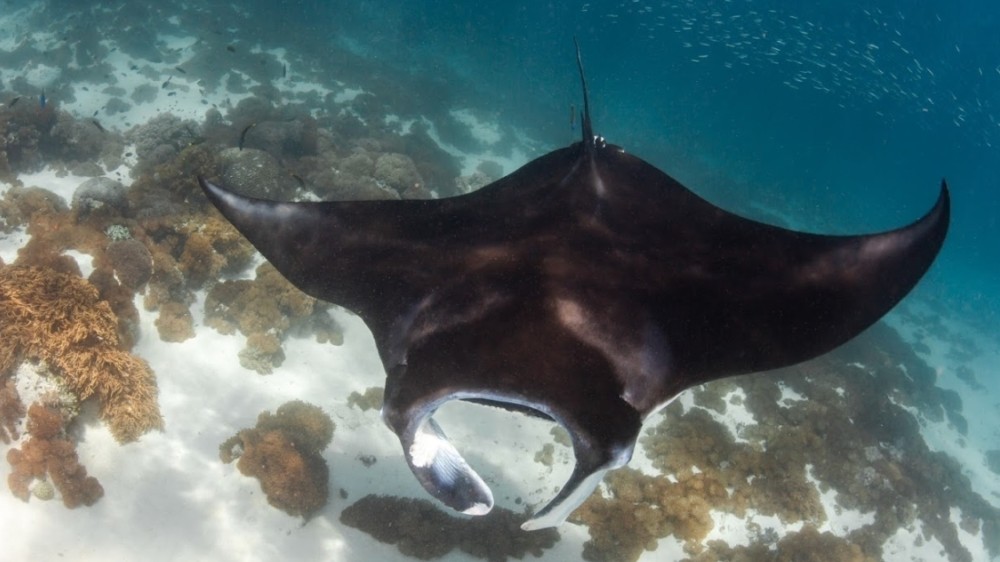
left=336, top=0, right=999, bottom=324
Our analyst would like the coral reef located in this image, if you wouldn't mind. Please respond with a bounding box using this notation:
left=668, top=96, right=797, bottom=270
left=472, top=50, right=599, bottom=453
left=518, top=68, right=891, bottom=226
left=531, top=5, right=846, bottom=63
left=0, top=100, right=57, bottom=178
left=153, top=301, right=195, bottom=343
left=47, top=110, right=123, bottom=168
left=6, top=404, right=104, bottom=508
left=105, top=238, right=153, bottom=291
left=373, top=152, right=427, bottom=198
left=686, top=526, right=875, bottom=562
left=217, top=147, right=301, bottom=200
left=346, top=386, right=384, bottom=412
left=124, top=113, right=201, bottom=176
left=219, top=400, right=334, bottom=518
left=72, top=177, right=129, bottom=218
left=571, top=321, right=1000, bottom=562
left=340, top=494, right=560, bottom=562
left=0, top=100, right=122, bottom=181
left=0, top=265, right=163, bottom=442
left=204, top=262, right=343, bottom=374
left=573, top=466, right=725, bottom=562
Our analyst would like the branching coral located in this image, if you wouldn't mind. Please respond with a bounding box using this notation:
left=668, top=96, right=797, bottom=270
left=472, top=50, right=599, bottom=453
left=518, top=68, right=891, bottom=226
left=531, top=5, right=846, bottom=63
left=340, top=494, right=560, bottom=562
left=219, top=400, right=334, bottom=518
left=6, top=404, right=104, bottom=508
left=0, top=265, right=163, bottom=442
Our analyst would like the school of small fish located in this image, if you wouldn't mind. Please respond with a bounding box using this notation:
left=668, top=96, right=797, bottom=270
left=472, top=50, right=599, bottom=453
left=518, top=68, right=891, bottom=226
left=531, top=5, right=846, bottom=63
left=581, top=0, right=998, bottom=149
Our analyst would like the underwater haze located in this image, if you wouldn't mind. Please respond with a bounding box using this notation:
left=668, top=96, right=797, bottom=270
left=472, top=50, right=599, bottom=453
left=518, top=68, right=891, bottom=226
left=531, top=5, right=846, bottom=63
left=1, top=1, right=999, bottom=561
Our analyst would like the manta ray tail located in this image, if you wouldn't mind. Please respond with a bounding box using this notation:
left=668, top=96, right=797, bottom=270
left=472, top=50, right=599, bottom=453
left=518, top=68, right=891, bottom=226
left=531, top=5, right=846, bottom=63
left=574, top=37, right=595, bottom=153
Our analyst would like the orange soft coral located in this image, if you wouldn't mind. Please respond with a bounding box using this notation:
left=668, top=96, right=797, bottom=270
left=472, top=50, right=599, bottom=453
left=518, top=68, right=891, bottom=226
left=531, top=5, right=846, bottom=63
left=205, top=262, right=342, bottom=374
left=0, top=265, right=163, bottom=442
left=220, top=400, right=334, bottom=518
left=7, top=404, right=104, bottom=507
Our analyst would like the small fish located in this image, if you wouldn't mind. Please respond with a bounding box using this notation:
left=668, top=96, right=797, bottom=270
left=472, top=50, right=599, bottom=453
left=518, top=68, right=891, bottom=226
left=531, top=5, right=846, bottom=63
left=291, top=173, right=305, bottom=187
left=226, top=45, right=236, bottom=53
left=7, top=96, right=20, bottom=107
left=282, top=63, right=287, bottom=78
left=91, top=119, right=105, bottom=132
left=238, top=122, right=256, bottom=150
left=162, top=76, right=172, bottom=89
left=167, top=91, right=176, bottom=96
left=93, top=109, right=99, bottom=116
left=570, top=104, right=576, bottom=131
left=175, top=66, right=187, bottom=74
left=39, top=90, right=46, bottom=109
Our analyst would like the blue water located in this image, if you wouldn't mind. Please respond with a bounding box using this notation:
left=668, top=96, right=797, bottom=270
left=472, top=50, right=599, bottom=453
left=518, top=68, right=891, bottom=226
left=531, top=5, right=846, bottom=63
left=326, top=0, right=999, bottom=327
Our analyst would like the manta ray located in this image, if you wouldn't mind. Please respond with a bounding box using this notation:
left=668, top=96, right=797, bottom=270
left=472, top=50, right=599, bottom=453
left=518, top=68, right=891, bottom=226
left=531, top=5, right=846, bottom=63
left=199, top=47, right=949, bottom=531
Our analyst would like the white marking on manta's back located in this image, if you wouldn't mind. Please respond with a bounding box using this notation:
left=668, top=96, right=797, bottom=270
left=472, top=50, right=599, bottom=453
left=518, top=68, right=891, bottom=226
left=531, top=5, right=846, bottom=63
left=589, top=158, right=607, bottom=197
left=553, top=297, right=672, bottom=412
left=386, top=285, right=512, bottom=369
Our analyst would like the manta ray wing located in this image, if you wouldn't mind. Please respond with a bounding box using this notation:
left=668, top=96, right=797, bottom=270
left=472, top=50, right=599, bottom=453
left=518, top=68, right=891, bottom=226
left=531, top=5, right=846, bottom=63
left=198, top=48, right=949, bottom=533
left=198, top=144, right=948, bottom=530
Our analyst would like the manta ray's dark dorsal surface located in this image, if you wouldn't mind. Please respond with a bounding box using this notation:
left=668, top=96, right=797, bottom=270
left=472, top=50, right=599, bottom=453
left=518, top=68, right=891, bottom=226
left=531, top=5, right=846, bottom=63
left=199, top=47, right=949, bottom=531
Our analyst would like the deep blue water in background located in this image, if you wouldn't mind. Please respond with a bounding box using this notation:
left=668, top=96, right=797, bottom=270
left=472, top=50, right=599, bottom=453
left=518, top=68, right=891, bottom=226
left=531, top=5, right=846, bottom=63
left=290, top=0, right=999, bottom=335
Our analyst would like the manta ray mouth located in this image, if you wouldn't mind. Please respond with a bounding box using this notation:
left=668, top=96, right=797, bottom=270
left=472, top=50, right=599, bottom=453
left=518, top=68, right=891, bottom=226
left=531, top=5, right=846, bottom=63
left=384, top=391, right=636, bottom=531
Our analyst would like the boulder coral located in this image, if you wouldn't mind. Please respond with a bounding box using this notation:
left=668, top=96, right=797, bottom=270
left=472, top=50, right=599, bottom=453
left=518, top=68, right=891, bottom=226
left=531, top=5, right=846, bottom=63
left=0, top=100, right=57, bottom=178
left=124, top=113, right=201, bottom=176
left=0, top=265, right=163, bottom=443
left=219, top=400, right=334, bottom=518
left=0, top=378, right=24, bottom=444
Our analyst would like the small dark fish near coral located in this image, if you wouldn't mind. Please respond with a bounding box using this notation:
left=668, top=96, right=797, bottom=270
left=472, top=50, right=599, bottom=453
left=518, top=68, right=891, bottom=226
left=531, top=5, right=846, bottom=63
left=226, top=45, right=236, bottom=53
left=161, top=76, right=172, bottom=89
left=7, top=96, right=20, bottom=107
left=200, top=44, right=949, bottom=531
left=91, top=119, right=105, bottom=133
left=282, top=63, right=287, bottom=78
left=238, top=122, right=256, bottom=151
left=38, top=90, right=46, bottom=109
left=175, top=66, right=187, bottom=74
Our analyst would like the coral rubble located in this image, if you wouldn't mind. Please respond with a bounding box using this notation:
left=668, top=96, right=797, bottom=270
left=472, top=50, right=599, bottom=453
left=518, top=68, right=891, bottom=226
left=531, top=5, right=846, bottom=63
left=219, top=400, right=334, bottom=518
